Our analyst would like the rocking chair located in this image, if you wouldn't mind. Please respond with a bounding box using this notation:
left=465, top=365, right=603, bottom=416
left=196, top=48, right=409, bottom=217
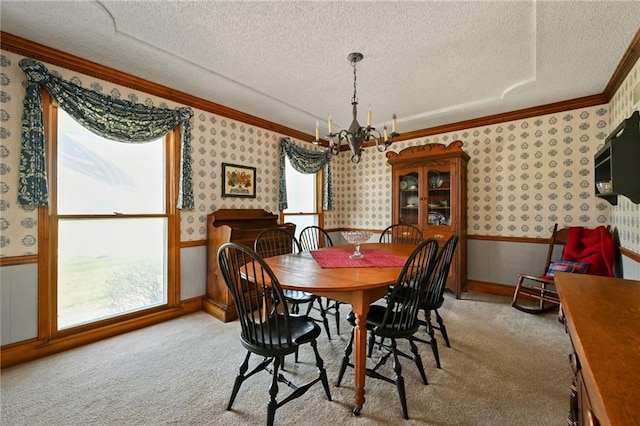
left=511, top=224, right=615, bottom=314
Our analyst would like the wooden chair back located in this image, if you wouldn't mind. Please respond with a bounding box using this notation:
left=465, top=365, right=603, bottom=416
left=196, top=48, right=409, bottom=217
left=540, top=224, right=571, bottom=276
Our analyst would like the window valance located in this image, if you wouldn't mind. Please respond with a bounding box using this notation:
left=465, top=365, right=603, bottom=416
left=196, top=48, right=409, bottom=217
left=279, top=137, right=333, bottom=211
left=18, top=58, right=194, bottom=209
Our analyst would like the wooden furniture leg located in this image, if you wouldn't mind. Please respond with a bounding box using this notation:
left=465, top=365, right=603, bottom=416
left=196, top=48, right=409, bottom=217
left=302, top=282, right=391, bottom=416
left=351, top=292, right=370, bottom=415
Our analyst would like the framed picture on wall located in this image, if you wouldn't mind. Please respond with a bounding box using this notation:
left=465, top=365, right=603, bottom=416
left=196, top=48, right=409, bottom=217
left=221, top=163, right=257, bottom=198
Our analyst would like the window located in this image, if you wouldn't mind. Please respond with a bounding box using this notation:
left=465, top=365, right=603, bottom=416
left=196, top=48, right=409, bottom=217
left=46, top=106, right=179, bottom=333
left=282, top=156, right=322, bottom=238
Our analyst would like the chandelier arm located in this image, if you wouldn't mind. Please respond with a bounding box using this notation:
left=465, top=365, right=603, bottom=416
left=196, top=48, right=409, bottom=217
left=364, top=127, right=375, bottom=141
left=316, top=52, right=398, bottom=162
left=368, top=128, right=390, bottom=152
left=330, top=141, right=340, bottom=156
left=368, top=128, right=381, bottom=140
left=331, top=131, right=348, bottom=156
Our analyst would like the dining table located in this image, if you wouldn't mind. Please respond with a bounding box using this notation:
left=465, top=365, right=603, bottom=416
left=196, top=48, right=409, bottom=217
left=256, top=242, right=416, bottom=415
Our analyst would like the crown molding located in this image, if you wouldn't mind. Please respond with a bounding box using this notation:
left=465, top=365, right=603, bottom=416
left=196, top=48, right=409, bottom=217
left=0, top=31, right=315, bottom=143
left=604, top=27, right=640, bottom=100
left=2, top=28, right=638, bottom=145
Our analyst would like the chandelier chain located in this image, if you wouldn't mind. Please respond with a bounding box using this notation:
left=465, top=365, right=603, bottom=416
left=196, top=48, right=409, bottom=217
left=352, top=60, right=358, bottom=104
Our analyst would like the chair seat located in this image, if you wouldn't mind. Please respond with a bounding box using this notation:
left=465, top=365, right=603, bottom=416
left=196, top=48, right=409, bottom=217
left=289, top=315, right=322, bottom=343
left=347, top=304, right=419, bottom=339
left=283, top=289, right=316, bottom=304
left=519, top=273, right=554, bottom=283
left=242, top=314, right=321, bottom=355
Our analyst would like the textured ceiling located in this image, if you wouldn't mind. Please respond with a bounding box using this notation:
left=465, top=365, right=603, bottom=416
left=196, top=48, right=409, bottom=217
left=2, top=1, right=639, bottom=137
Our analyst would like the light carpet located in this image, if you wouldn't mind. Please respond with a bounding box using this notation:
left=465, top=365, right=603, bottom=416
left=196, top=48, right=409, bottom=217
left=1, top=292, right=572, bottom=425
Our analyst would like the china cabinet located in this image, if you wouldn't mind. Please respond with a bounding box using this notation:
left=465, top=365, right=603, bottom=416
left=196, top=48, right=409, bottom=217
left=386, top=141, right=470, bottom=298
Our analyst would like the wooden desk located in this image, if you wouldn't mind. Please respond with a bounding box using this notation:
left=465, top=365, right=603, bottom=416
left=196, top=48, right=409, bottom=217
left=261, top=242, right=416, bottom=415
left=555, top=273, right=640, bottom=426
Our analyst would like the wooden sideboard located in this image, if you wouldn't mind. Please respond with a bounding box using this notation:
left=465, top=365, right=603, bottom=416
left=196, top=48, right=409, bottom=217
left=555, top=272, right=640, bottom=426
left=204, top=208, right=294, bottom=322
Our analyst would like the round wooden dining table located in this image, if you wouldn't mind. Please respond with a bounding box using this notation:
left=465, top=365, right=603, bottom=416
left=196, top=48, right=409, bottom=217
left=258, top=242, right=416, bottom=415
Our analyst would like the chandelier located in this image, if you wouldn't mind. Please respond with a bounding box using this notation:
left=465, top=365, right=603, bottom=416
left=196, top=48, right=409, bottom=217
left=314, top=52, right=399, bottom=163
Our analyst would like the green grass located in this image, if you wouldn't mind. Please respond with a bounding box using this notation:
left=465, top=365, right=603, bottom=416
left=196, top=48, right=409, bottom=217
left=58, top=256, right=165, bottom=329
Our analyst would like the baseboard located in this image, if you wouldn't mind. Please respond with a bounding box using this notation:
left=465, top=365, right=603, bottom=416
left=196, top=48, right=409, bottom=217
left=1, top=296, right=204, bottom=369
left=466, top=279, right=514, bottom=298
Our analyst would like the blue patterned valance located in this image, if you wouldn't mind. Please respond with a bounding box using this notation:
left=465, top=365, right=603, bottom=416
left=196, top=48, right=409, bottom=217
left=279, top=137, right=333, bottom=211
left=18, top=58, right=194, bottom=209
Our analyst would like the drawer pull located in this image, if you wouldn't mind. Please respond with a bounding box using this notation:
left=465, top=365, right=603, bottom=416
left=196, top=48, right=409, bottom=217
left=433, top=234, right=444, bottom=240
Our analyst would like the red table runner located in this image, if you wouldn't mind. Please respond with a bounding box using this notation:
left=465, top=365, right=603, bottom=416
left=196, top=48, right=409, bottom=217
left=310, top=249, right=406, bottom=268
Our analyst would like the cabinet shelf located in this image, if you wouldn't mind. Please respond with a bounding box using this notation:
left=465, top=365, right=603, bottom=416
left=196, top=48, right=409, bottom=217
left=594, top=156, right=611, bottom=169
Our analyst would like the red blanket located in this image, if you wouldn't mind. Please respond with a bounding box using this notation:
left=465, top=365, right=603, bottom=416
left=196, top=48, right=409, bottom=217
left=563, top=226, right=615, bottom=277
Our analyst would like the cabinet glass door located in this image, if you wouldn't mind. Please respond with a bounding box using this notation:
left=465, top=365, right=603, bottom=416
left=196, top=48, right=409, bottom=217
left=426, top=169, right=451, bottom=227
left=398, top=171, right=420, bottom=226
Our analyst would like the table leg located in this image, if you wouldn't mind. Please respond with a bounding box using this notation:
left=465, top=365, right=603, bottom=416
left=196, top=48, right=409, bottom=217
left=317, top=287, right=388, bottom=416
left=352, top=300, right=370, bottom=415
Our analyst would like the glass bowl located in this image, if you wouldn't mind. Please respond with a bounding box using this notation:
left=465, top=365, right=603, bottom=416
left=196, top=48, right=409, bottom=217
left=341, top=230, right=373, bottom=259
left=596, top=181, right=612, bottom=194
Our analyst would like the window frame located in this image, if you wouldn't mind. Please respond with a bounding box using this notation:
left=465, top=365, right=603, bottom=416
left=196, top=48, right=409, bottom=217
left=280, top=157, right=325, bottom=231
left=37, top=91, right=181, bottom=340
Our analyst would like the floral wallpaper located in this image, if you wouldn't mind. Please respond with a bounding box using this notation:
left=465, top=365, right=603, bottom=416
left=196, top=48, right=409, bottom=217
left=326, top=55, right=640, bottom=256
left=184, top=112, right=284, bottom=240
left=1, top=49, right=638, bottom=258
left=324, top=145, right=393, bottom=230
left=0, top=52, right=39, bottom=256
left=0, top=51, right=290, bottom=257
left=326, top=105, right=612, bottom=236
